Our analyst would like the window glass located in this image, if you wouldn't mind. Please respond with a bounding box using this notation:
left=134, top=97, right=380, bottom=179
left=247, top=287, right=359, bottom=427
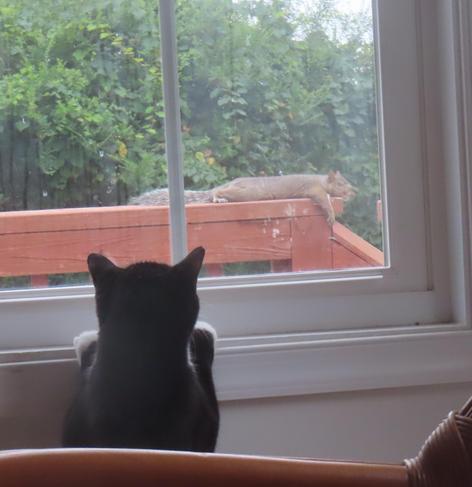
left=0, top=0, right=166, bottom=288
left=0, top=0, right=384, bottom=290
left=177, top=0, right=384, bottom=277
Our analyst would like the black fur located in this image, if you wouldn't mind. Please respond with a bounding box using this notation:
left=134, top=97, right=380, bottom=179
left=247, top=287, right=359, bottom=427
left=62, top=247, right=219, bottom=452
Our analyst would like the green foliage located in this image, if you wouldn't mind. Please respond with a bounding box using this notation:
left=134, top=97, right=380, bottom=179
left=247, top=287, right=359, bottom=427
left=0, top=0, right=382, bottom=247
left=0, top=0, right=166, bottom=207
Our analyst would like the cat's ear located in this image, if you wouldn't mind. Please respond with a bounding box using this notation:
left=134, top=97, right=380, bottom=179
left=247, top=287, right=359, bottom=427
left=327, top=170, right=336, bottom=182
left=173, top=247, right=205, bottom=284
left=87, top=254, right=118, bottom=286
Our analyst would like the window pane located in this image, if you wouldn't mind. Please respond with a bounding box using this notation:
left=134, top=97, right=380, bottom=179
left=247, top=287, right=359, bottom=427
left=0, top=0, right=168, bottom=289
left=0, top=0, right=385, bottom=291
left=176, top=0, right=384, bottom=276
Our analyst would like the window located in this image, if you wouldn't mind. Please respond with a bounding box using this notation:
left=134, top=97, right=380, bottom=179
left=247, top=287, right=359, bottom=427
left=0, top=0, right=468, bottom=368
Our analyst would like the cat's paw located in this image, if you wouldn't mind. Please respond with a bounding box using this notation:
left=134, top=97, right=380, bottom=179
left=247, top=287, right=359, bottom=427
left=195, top=321, right=217, bottom=342
left=73, top=330, right=98, bottom=367
left=191, top=321, right=217, bottom=366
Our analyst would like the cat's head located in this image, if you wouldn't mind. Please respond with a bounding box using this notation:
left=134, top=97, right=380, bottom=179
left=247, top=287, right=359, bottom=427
left=87, top=247, right=205, bottom=343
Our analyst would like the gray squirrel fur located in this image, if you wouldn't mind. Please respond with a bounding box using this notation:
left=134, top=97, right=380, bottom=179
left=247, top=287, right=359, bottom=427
left=129, top=188, right=213, bottom=206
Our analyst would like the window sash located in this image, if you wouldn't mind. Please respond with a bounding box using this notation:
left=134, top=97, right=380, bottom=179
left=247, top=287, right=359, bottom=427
left=0, top=0, right=454, bottom=348
left=158, top=0, right=430, bottom=293
left=159, top=0, right=188, bottom=263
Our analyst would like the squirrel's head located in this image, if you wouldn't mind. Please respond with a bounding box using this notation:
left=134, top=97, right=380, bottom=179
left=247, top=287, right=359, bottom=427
left=326, top=170, right=357, bottom=201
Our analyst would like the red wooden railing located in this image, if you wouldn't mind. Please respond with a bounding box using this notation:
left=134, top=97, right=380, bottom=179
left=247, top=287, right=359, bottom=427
left=0, top=198, right=383, bottom=286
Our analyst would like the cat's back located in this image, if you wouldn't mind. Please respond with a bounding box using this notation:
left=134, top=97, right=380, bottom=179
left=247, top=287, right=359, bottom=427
left=84, top=358, right=203, bottom=449
left=64, top=341, right=217, bottom=451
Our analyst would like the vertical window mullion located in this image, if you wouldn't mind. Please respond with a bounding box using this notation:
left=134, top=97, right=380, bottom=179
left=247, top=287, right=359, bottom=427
left=159, top=0, right=188, bottom=263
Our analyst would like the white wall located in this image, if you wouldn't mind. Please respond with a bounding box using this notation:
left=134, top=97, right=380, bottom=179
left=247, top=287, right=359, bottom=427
left=219, top=382, right=472, bottom=463
left=0, top=359, right=470, bottom=464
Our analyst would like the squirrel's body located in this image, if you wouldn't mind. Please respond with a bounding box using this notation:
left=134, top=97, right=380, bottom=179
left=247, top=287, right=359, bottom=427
left=130, top=172, right=355, bottom=225
left=212, top=172, right=355, bottom=224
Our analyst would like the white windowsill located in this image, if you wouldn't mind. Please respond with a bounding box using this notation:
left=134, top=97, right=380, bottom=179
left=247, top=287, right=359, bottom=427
left=1, top=324, right=471, bottom=402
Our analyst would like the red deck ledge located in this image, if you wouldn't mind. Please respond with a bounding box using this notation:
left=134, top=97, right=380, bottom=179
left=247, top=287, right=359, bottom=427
left=0, top=198, right=383, bottom=279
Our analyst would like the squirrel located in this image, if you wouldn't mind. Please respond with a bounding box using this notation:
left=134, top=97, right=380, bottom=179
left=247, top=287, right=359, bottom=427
left=129, top=171, right=356, bottom=225
left=212, top=171, right=356, bottom=225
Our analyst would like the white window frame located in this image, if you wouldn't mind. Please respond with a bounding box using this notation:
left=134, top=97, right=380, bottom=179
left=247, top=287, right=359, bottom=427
left=0, top=0, right=471, bottom=402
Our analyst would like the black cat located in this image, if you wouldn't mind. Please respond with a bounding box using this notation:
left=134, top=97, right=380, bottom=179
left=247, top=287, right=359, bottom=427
left=62, top=247, right=219, bottom=452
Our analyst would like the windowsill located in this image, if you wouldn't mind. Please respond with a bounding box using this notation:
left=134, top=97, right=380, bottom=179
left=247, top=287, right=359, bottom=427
left=1, top=324, right=471, bottom=401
